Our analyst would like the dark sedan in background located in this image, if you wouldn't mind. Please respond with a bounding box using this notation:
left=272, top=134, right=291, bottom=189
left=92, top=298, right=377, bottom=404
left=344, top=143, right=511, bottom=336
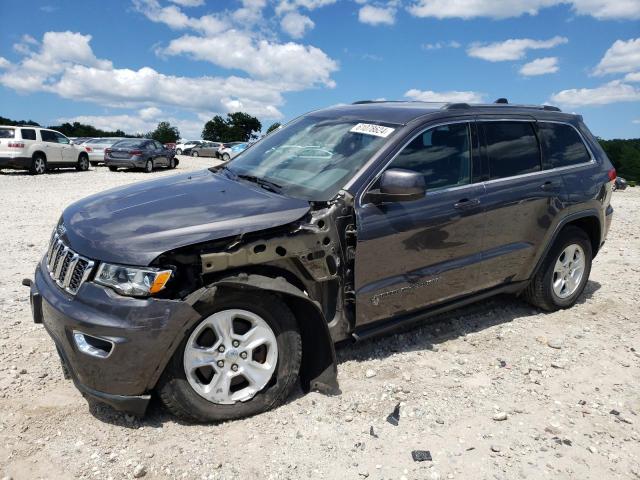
left=105, top=139, right=177, bottom=173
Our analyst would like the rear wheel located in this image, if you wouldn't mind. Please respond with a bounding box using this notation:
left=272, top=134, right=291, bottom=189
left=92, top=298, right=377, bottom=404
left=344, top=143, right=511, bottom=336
left=222, top=153, right=230, bottom=162
left=169, top=157, right=176, bottom=169
left=108, top=166, right=118, bottom=172
left=523, top=226, right=592, bottom=311
left=144, top=159, right=153, bottom=173
left=30, top=154, right=46, bottom=175
left=158, top=292, right=301, bottom=422
left=76, top=154, right=89, bottom=171
left=192, top=151, right=199, bottom=157
left=176, top=148, right=182, bottom=155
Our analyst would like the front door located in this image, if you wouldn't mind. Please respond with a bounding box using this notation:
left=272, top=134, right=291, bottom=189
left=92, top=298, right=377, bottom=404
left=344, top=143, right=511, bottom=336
left=354, top=121, right=486, bottom=326
left=55, top=132, right=77, bottom=163
left=40, top=130, right=63, bottom=164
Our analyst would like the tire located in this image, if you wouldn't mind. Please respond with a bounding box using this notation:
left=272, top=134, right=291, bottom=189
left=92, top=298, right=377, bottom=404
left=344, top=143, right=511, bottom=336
left=158, top=291, right=302, bottom=423
left=108, top=166, right=118, bottom=172
left=76, top=154, right=89, bottom=171
left=144, top=159, right=153, bottom=173
left=90, top=161, right=99, bottom=167
left=169, top=157, right=176, bottom=169
left=192, top=151, right=199, bottom=157
left=222, top=153, right=230, bottom=162
left=29, top=154, right=47, bottom=175
left=176, top=148, right=182, bottom=155
left=523, top=225, right=592, bottom=311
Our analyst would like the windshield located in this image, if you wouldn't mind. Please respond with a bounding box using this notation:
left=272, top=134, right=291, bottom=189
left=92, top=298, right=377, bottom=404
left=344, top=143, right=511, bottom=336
left=225, top=115, right=398, bottom=201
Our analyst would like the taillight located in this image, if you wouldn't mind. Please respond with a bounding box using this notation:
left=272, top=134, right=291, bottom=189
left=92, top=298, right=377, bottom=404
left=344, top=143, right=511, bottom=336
left=130, top=150, right=143, bottom=156
left=105, top=148, right=111, bottom=154
left=608, top=168, right=617, bottom=182
left=8, top=142, right=25, bottom=148
left=85, top=147, right=93, bottom=152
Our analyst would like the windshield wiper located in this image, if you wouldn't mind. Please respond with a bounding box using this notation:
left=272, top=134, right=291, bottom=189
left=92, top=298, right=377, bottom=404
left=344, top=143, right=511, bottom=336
left=236, top=174, right=283, bottom=193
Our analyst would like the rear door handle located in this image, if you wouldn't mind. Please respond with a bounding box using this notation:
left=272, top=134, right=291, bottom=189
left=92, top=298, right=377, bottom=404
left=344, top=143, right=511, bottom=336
left=541, top=180, right=560, bottom=191
left=454, top=198, right=481, bottom=209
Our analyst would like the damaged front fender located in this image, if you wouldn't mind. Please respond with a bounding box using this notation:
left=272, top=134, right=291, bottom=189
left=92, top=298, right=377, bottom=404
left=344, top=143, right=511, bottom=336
left=185, top=273, right=340, bottom=396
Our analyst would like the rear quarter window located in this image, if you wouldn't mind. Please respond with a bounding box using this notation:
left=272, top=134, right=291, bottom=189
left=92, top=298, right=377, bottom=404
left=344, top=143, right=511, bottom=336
left=0, top=128, right=15, bottom=139
left=538, top=122, right=591, bottom=168
left=483, top=121, right=541, bottom=180
left=20, top=129, right=36, bottom=140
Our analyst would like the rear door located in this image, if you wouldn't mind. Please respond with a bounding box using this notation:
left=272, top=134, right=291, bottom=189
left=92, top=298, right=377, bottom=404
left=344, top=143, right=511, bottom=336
left=354, top=120, right=487, bottom=325
left=40, top=130, right=63, bottom=163
left=153, top=141, right=168, bottom=165
left=476, top=118, right=565, bottom=289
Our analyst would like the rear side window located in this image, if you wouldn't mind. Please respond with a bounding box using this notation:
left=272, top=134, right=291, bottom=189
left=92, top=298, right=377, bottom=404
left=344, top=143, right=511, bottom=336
left=483, top=122, right=541, bottom=180
left=41, top=130, right=58, bottom=142
left=21, top=129, right=36, bottom=140
left=0, top=128, right=15, bottom=139
left=389, top=123, right=471, bottom=190
left=538, top=122, right=591, bottom=168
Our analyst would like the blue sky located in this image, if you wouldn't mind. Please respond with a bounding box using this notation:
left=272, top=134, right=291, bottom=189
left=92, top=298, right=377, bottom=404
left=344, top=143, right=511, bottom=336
left=0, top=0, right=638, bottom=139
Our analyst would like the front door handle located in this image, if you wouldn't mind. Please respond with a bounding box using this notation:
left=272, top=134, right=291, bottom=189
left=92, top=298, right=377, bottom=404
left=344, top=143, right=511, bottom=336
left=454, top=198, right=481, bottom=209
left=541, top=180, right=560, bottom=191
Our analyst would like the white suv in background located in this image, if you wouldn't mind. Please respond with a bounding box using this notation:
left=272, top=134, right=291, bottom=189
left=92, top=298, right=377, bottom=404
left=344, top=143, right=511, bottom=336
left=174, top=140, right=202, bottom=155
left=0, top=125, right=90, bottom=175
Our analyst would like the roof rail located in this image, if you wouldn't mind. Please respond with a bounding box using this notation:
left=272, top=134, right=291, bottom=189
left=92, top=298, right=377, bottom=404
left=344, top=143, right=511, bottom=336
left=443, top=103, right=471, bottom=110
left=352, top=99, right=562, bottom=112
left=494, top=98, right=509, bottom=104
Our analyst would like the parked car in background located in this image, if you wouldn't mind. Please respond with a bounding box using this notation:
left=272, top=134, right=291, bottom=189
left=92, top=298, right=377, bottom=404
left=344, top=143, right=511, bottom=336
left=104, top=139, right=177, bottom=172
left=613, top=176, right=628, bottom=191
left=0, top=125, right=90, bottom=174
left=27, top=100, right=615, bottom=422
left=164, top=142, right=176, bottom=151
left=218, top=142, right=248, bottom=161
left=175, top=140, right=202, bottom=155
left=69, top=137, right=92, bottom=145
left=190, top=141, right=223, bottom=157
left=215, top=141, right=243, bottom=158
left=84, top=137, right=124, bottom=166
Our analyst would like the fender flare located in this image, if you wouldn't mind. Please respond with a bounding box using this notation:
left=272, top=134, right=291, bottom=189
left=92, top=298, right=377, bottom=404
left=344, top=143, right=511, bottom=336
left=531, top=209, right=601, bottom=278
left=185, top=273, right=340, bottom=396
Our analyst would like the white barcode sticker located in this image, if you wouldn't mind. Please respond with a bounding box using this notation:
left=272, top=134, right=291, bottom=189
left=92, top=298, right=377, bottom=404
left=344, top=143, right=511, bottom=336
left=350, top=123, right=395, bottom=138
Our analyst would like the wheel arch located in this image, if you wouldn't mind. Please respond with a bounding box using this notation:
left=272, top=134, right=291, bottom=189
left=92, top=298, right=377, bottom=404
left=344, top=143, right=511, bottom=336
left=184, top=273, right=339, bottom=396
left=32, top=150, right=47, bottom=161
left=532, top=210, right=601, bottom=278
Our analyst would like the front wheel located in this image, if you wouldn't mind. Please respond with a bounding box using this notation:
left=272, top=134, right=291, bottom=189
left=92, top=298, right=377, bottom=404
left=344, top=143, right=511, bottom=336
left=175, top=148, right=182, bottom=155
left=192, top=151, right=199, bottom=157
left=76, top=154, right=89, bottom=171
left=169, top=157, right=176, bottom=169
left=158, top=292, right=301, bottom=422
left=222, top=153, right=230, bottom=162
left=523, top=226, right=592, bottom=311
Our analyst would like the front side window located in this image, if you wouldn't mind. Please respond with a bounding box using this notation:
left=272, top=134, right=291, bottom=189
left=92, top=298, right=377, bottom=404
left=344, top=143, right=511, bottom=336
left=226, top=116, right=399, bottom=201
left=21, top=129, right=36, bottom=140
left=386, top=123, right=471, bottom=191
left=538, top=122, right=591, bottom=168
left=483, top=121, right=540, bottom=180
left=40, top=130, right=57, bottom=142
left=54, top=132, right=70, bottom=144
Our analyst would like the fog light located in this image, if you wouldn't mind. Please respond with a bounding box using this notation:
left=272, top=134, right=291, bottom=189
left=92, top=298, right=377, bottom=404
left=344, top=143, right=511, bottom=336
left=73, top=331, right=114, bottom=359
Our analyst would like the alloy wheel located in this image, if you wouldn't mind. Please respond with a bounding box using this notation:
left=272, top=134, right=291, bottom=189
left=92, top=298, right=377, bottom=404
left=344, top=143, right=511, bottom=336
left=34, top=157, right=45, bottom=174
left=552, top=244, right=585, bottom=299
left=183, top=309, right=278, bottom=405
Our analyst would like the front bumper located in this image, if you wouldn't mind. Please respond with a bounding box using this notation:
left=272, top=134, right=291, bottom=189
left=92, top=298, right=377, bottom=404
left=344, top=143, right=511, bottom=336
left=30, top=257, right=200, bottom=415
left=0, top=155, right=31, bottom=169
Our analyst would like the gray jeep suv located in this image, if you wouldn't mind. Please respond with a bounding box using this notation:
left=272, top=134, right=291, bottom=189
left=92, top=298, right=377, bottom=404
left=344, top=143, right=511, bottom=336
left=27, top=100, right=615, bottom=422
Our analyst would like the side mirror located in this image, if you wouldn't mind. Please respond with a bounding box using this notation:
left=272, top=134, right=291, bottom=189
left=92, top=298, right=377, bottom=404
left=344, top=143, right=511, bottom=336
left=366, top=168, right=426, bottom=204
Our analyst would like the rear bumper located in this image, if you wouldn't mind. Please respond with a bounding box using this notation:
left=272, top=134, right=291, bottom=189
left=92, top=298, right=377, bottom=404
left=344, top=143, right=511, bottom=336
left=105, top=157, right=146, bottom=168
left=29, top=257, right=201, bottom=415
left=0, top=155, right=31, bottom=169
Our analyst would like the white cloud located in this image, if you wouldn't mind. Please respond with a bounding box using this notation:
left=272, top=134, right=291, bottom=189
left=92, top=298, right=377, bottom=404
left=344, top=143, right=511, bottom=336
left=162, top=32, right=337, bottom=89
left=405, top=88, right=486, bottom=103
left=358, top=4, right=396, bottom=25
left=467, top=36, right=568, bottom=62
left=0, top=57, right=9, bottom=69
left=280, top=11, right=315, bottom=38
left=594, top=38, right=640, bottom=76
left=519, top=57, right=559, bottom=76
left=407, top=0, right=640, bottom=20
left=275, top=0, right=337, bottom=15
left=624, top=72, right=640, bottom=82
left=139, top=107, right=163, bottom=120
left=422, top=41, right=461, bottom=50
left=169, top=0, right=204, bottom=6
left=633, top=119, right=640, bottom=124
left=550, top=80, right=640, bottom=107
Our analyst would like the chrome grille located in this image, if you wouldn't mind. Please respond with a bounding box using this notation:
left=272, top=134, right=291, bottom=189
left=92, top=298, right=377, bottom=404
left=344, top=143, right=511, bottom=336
left=46, top=234, right=95, bottom=295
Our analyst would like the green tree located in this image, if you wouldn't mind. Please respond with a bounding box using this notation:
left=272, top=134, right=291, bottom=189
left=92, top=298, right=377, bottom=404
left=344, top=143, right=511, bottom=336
left=599, top=138, right=640, bottom=182
left=47, top=121, right=125, bottom=138
left=146, top=121, right=180, bottom=143
left=201, top=112, right=262, bottom=142
left=266, top=122, right=281, bottom=134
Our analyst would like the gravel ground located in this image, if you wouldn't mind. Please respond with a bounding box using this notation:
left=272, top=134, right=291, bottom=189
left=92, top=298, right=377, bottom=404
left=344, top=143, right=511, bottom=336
left=0, top=157, right=639, bottom=480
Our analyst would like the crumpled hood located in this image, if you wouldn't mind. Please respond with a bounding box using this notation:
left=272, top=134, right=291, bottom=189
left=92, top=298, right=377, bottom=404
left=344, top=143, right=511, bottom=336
left=60, top=169, right=310, bottom=265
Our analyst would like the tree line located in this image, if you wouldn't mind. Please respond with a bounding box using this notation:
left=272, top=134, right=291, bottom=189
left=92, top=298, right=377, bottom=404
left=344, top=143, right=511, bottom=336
left=2, top=113, right=637, bottom=181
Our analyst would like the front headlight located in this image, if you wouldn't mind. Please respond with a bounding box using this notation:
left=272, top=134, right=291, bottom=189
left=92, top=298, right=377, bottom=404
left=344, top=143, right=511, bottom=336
left=94, top=263, right=172, bottom=297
